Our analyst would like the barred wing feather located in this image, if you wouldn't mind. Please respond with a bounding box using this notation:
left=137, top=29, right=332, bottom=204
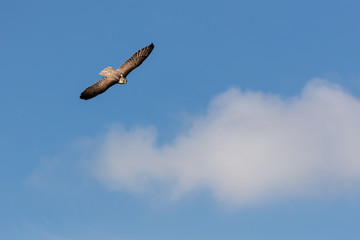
left=80, top=76, right=118, bottom=100
left=118, top=43, right=154, bottom=76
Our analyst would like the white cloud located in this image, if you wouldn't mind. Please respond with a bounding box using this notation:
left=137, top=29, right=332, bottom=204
left=91, top=79, right=360, bottom=206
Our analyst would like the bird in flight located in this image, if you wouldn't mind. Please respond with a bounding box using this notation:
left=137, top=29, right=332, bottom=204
left=80, top=43, right=154, bottom=100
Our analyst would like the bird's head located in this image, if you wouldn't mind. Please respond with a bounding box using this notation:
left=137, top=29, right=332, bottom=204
left=119, top=75, right=127, bottom=84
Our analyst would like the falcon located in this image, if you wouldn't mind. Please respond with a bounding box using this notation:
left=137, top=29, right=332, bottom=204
left=80, top=43, right=154, bottom=100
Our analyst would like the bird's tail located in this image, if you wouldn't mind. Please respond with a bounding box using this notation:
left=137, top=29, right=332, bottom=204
left=99, top=67, right=115, bottom=76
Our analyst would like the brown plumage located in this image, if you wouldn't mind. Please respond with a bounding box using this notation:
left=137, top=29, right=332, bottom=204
left=80, top=43, right=154, bottom=100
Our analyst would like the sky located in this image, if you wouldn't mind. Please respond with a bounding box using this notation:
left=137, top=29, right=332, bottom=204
left=1, top=0, right=360, bottom=239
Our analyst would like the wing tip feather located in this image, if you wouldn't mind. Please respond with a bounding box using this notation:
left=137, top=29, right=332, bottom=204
left=80, top=92, right=90, bottom=100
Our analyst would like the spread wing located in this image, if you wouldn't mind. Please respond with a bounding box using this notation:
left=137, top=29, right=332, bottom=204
left=118, top=43, right=154, bottom=77
left=80, top=76, right=118, bottom=100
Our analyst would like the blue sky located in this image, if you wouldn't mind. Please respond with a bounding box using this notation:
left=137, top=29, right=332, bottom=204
left=1, top=0, right=360, bottom=239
